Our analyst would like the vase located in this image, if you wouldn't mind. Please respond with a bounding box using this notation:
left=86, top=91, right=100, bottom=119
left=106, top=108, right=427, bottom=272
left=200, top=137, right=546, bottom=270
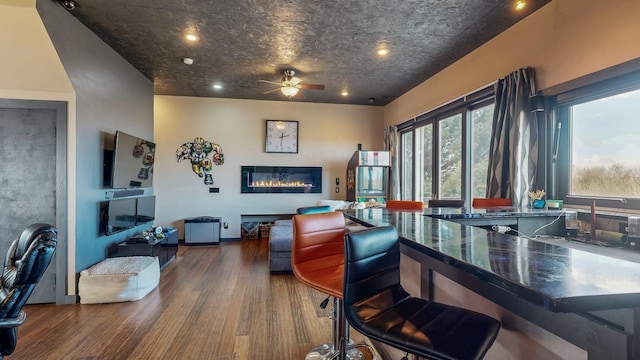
left=532, top=199, right=546, bottom=209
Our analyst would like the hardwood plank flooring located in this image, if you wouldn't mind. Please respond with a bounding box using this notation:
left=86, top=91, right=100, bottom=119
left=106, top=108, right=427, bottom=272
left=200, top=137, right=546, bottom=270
left=13, top=239, right=372, bottom=360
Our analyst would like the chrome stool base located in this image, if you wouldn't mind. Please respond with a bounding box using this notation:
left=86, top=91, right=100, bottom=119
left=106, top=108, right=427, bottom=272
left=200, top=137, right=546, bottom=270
left=304, top=341, right=366, bottom=360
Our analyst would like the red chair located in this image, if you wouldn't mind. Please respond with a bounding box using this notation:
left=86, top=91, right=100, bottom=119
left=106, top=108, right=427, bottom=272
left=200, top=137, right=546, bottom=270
left=472, top=197, right=512, bottom=208
left=385, top=200, right=424, bottom=211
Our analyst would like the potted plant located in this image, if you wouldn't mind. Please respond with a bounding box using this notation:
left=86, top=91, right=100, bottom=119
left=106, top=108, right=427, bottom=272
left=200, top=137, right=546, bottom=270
left=528, top=189, right=546, bottom=209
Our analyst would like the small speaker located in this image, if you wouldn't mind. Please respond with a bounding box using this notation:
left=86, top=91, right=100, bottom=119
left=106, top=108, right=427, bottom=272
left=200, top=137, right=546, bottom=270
left=105, top=189, right=144, bottom=199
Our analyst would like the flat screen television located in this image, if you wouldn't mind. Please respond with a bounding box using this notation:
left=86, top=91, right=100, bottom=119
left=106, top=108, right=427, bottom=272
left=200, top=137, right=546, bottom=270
left=136, top=196, right=156, bottom=225
left=110, top=130, right=155, bottom=189
left=100, top=196, right=156, bottom=236
left=100, top=198, right=137, bottom=236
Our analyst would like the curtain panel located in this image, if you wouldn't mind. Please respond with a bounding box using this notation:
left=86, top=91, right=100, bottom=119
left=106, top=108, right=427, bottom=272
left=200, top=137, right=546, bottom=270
left=486, top=67, right=538, bottom=207
left=384, top=125, right=400, bottom=200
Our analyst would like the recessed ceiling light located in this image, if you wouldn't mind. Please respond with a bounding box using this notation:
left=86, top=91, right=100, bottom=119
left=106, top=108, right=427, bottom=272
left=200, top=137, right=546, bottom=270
left=377, top=48, right=389, bottom=56
left=183, top=58, right=194, bottom=65
left=341, top=90, right=349, bottom=96
left=213, top=84, right=223, bottom=90
left=515, top=1, right=526, bottom=11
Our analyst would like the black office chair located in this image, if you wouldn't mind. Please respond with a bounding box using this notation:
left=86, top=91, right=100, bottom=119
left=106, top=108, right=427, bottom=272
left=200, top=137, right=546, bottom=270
left=344, top=226, right=500, bottom=360
left=0, top=224, right=57, bottom=359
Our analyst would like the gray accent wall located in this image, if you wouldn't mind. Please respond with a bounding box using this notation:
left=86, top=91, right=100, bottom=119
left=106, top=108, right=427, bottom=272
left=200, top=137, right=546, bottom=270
left=37, top=0, right=154, bottom=273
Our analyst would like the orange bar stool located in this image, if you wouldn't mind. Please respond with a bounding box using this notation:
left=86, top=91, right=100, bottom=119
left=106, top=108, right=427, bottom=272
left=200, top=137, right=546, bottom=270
left=385, top=200, right=424, bottom=211
left=344, top=226, right=501, bottom=360
left=292, top=211, right=369, bottom=360
left=472, top=197, right=512, bottom=208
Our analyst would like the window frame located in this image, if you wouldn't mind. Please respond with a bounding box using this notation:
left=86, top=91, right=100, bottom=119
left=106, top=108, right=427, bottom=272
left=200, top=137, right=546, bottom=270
left=553, top=70, right=640, bottom=210
left=398, top=86, right=494, bottom=205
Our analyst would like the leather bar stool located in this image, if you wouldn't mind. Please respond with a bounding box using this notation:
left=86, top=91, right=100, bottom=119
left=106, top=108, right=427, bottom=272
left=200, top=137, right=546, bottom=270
left=472, top=197, right=512, bottom=208
left=385, top=200, right=424, bottom=211
left=292, top=211, right=369, bottom=360
left=344, top=226, right=501, bottom=360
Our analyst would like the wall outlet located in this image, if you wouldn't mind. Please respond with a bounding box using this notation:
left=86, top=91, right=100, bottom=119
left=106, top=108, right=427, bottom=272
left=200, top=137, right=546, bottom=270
left=209, top=187, right=220, bottom=193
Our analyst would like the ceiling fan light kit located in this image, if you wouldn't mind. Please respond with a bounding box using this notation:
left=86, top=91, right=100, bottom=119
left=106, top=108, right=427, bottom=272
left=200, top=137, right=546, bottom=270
left=259, top=69, right=325, bottom=99
left=281, top=86, right=299, bottom=98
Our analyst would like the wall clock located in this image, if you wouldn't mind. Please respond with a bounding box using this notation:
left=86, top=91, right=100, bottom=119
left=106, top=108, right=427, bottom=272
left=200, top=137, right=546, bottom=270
left=265, top=120, right=298, bottom=153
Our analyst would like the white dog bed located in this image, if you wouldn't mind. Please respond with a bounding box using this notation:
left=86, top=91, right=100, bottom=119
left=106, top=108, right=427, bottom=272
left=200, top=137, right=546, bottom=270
left=79, top=256, right=160, bottom=304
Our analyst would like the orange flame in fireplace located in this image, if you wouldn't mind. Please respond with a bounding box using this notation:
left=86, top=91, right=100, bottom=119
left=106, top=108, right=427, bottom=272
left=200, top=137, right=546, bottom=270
left=250, top=180, right=313, bottom=188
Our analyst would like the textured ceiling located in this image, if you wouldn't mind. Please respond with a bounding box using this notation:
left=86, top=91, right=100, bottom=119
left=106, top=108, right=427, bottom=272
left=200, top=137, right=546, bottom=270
left=63, top=0, right=551, bottom=106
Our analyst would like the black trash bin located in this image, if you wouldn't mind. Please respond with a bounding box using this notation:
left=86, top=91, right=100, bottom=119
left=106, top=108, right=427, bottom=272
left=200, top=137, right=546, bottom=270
left=184, top=216, right=221, bottom=245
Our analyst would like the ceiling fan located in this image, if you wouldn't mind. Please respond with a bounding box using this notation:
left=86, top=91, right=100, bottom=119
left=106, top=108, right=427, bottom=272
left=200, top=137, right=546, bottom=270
left=259, top=70, right=325, bottom=98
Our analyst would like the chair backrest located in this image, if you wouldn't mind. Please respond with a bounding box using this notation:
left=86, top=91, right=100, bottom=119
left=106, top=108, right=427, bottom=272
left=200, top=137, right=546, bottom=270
left=1, top=224, right=57, bottom=318
left=472, top=197, right=512, bottom=208
left=0, top=224, right=57, bottom=357
left=291, top=212, right=345, bottom=298
left=343, top=226, right=407, bottom=311
left=427, top=199, right=465, bottom=208
left=296, top=205, right=332, bottom=215
left=385, top=200, right=424, bottom=211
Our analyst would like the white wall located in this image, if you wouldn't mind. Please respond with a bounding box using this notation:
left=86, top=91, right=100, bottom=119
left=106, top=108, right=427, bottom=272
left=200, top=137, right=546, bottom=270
left=384, top=0, right=640, bottom=126
left=154, top=96, right=384, bottom=238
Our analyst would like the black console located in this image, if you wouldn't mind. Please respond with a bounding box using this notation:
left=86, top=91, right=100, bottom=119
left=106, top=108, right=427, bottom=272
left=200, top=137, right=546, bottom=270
left=109, top=229, right=178, bottom=269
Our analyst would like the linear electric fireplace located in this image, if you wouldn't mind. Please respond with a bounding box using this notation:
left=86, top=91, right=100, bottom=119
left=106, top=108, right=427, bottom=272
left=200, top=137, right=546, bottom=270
left=241, top=166, right=322, bottom=194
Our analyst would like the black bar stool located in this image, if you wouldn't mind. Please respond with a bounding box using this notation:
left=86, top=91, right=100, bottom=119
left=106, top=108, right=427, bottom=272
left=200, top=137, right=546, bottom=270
left=344, top=226, right=501, bottom=360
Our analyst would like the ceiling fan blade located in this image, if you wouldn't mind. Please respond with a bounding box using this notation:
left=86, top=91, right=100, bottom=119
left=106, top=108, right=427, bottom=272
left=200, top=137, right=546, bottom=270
left=258, top=80, right=283, bottom=86
left=262, top=88, right=282, bottom=94
left=298, top=84, right=325, bottom=91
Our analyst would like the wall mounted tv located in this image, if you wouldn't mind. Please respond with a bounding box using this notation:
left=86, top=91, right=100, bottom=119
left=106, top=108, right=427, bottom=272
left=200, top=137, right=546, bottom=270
left=110, top=130, right=155, bottom=189
left=100, top=196, right=156, bottom=236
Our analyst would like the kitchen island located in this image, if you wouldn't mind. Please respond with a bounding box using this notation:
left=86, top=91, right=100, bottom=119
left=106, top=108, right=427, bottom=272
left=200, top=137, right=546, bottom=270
left=345, top=208, right=640, bottom=360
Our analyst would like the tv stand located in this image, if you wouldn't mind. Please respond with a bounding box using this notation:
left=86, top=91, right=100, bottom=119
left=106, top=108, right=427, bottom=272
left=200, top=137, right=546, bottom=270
left=109, top=229, right=177, bottom=269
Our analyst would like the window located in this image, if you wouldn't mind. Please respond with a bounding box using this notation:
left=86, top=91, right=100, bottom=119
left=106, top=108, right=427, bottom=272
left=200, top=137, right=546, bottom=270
left=470, top=102, right=494, bottom=198
left=556, top=71, right=640, bottom=209
left=398, top=86, right=494, bottom=205
left=439, top=114, right=462, bottom=199
left=401, top=131, right=413, bottom=200
left=417, top=124, right=433, bottom=203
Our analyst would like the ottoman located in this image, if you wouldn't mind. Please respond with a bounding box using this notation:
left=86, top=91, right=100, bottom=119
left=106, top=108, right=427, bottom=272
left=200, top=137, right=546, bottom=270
left=78, top=256, right=160, bottom=304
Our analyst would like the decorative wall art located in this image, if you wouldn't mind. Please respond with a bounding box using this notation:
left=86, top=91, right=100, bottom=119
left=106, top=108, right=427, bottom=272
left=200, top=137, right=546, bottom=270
left=176, top=137, right=224, bottom=185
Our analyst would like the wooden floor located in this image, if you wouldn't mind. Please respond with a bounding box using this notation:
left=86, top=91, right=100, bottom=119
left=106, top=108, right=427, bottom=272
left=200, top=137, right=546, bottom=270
left=14, top=239, right=372, bottom=360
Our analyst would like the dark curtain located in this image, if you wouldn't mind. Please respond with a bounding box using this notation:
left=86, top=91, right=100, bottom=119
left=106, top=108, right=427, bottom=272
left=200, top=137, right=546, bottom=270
left=486, top=68, right=538, bottom=207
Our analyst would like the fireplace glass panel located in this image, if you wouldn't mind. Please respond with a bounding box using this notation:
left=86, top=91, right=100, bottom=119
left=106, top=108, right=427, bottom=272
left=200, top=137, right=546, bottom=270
left=241, top=166, right=322, bottom=193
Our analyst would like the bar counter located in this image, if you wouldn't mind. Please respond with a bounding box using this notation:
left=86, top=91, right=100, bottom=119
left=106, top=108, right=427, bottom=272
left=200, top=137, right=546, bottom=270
left=344, top=208, right=640, bottom=359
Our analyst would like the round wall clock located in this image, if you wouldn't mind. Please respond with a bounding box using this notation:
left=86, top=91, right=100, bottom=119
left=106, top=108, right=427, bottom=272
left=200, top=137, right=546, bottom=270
left=265, top=120, right=298, bottom=153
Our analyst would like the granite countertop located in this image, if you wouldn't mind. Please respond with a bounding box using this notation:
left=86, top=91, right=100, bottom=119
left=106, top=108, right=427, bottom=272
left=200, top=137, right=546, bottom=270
left=344, top=208, right=640, bottom=313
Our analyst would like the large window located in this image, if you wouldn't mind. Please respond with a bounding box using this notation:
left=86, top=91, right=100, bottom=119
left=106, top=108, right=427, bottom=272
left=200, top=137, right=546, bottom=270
left=470, top=102, right=494, bottom=198
left=401, top=131, right=413, bottom=200
left=398, top=87, right=494, bottom=205
left=415, top=123, right=433, bottom=203
left=439, top=114, right=462, bottom=199
left=557, top=77, right=640, bottom=209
